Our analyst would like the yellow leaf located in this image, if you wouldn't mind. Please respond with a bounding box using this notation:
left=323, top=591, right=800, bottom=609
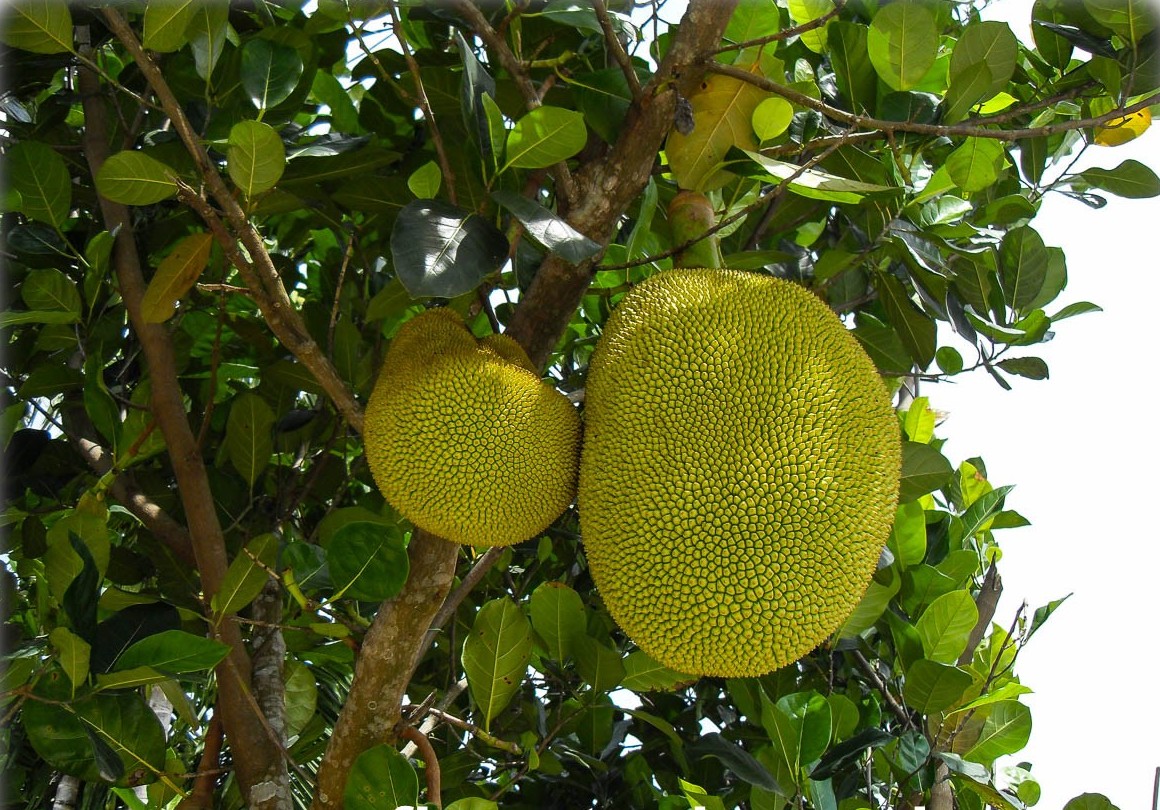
left=141, top=232, right=214, bottom=323
left=665, top=62, right=770, bottom=192
left=1094, top=107, right=1152, bottom=146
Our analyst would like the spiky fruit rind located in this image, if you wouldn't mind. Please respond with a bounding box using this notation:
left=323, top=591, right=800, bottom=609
left=579, top=269, right=901, bottom=677
left=365, top=310, right=581, bottom=547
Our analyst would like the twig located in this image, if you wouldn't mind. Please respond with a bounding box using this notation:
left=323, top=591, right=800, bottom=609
left=851, top=650, right=914, bottom=730
left=328, top=233, right=356, bottom=359
left=398, top=727, right=443, bottom=808
left=421, top=708, right=523, bottom=755
left=593, top=0, right=641, bottom=100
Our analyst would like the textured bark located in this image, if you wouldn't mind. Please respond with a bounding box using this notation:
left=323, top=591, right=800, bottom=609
left=76, top=35, right=286, bottom=809
left=250, top=580, right=292, bottom=810
left=311, top=530, right=459, bottom=810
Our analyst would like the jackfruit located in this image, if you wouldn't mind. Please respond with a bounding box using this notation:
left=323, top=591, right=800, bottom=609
left=579, top=269, right=900, bottom=677
left=364, top=309, right=581, bottom=547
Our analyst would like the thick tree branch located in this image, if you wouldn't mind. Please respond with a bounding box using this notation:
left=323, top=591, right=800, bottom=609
left=101, top=8, right=364, bottom=435
left=958, top=563, right=1002, bottom=667
left=706, top=61, right=1160, bottom=142
left=311, top=530, right=459, bottom=810
left=249, top=580, right=292, bottom=810
left=77, top=30, right=285, bottom=809
left=398, top=727, right=442, bottom=808
left=505, top=0, right=740, bottom=369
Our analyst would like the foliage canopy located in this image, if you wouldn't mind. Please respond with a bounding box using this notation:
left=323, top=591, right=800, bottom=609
left=1, top=0, right=1157, bottom=808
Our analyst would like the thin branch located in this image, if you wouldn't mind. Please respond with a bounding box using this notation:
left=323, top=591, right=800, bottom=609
left=851, top=650, right=915, bottom=730
left=101, top=8, right=365, bottom=435
left=593, top=0, right=641, bottom=100
left=711, top=0, right=846, bottom=55
left=422, top=546, right=505, bottom=651
left=706, top=61, right=1160, bottom=142
left=398, top=727, right=442, bottom=808
left=327, top=234, right=356, bottom=359
left=419, top=707, right=523, bottom=755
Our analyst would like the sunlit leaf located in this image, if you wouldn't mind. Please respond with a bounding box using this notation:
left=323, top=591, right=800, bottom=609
left=0, top=0, right=71, bottom=53
left=463, top=597, right=532, bottom=730
left=227, top=120, right=286, bottom=196
left=867, top=2, right=938, bottom=91
left=391, top=199, right=508, bottom=298
left=95, top=152, right=178, bottom=206
left=141, top=232, right=213, bottom=323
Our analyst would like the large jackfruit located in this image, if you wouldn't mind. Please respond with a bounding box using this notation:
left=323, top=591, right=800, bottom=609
left=579, top=269, right=900, bottom=677
left=364, top=309, right=581, bottom=547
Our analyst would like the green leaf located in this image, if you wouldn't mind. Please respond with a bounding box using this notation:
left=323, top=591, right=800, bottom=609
left=141, top=232, right=213, bottom=323
left=445, top=801, right=500, bottom=810
left=1000, top=226, right=1049, bottom=311
left=225, top=392, right=275, bottom=486
left=963, top=701, right=1032, bottom=763
left=810, top=728, right=894, bottom=780
left=874, top=272, right=935, bottom=369
left=1063, top=794, right=1121, bottom=810
left=188, top=4, right=229, bottom=80
left=1026, top=594, right=1070, bottom=642
left=241, top=38, right=304, bottom=111
left=900, top=441, right=953, bottom=502
left=0, top=0, right=72, bottom=53
left=622, top=650, right=693, bottom=691
left=950, top=21, right=1018, bottom=101
left=571, top=67, right=644, bottom=145
left=115, top=630, right=231, bottom=674
left=761, top=691, right=832, bottom=785
left=143, top=0, right=196, bottom=52
left=786, top=0, right=833, bottom=52
left=95, top=152, right=178, bottom=206
left=327, top=521, right=409, bottom=601
left=455, top=31, right=498, bottom=162
left=22, top=268, right=81, bottom=317
left=7, top=141, right=71, bottom=228
left=491, top=190, right=601, bottom=263
left=936, top=345, right=964, bottom=374
left=227, top=120, right=286, bottom=196
left=407, top=160, right=443, bottom=199
left=888, top=501, right=927, bottom=569
left=916, top=590, right=979, bottom=663
left=344, top=744, right=420, bottom=810
left=726, top=0, right=781, bottom=44
left=481, top=93, right=507, bottom=171
left=867, top=2, right=938, bottom=91
left=50, top=626, right=91, bottom=696
left=829, top=22, right=876, bottom=113
left=947, top=138, right=1006, bottom=193
left=689, top=732, right=782, bottom=792
left=94, top=666, right=167, bottom=691
left=902, top=659, right=973, bottom=713
left=390, top=199, right=508, bottom=298
left=741, top=149, right=895, bottom=203
left=283, top=658, right=318, bottom=739
left=503, top=106, right=587, bottom=170
left=1080, top=160, right=1160, bottom=198
left=63, top=535, right=100, bottom=643
left=528, top=581, right=586, bottom=662
left=958, top=485, right=1014, bottom=538
left=463, top=598, right=532, bottom=730
left=575, top=636, right=626, bottom=693
left=212, top=533, right=278, bottom=616
left=1082, top=0, right=1154, bottom=42
left=838, top=567, right=901, bottom=638
left=942, top=62, right=993, bottom=124
left=751, top=97, right=794, bottom=140
left=997, top=357, right=1049, bottom=380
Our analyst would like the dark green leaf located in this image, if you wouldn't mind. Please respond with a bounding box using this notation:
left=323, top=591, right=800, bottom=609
left=689, top=732, right=782, bottom=792
left=1063, top=793, right=1120, bottom=810
left=950, top=21, right=1018, bottom=100
left=455, top=31, right=497, bottom=162
left=22, top=268, right=81, bottom=316
left=91, top=603, right=181, bottom=674
left=241, top=38, right=304, bottom=111
left=1026, top=594, right=1071, bottom=642
left=391, top=199, right=508, bottom=298
left=1051, top=301, right=1101, bottom=320
left=0, top=0, right=72, bottom=53
left=492, top=190, right=601, bottom=264
left=829, top=22, right=876, bottom=112
left=622, top=650, right=694, bottom=691
left=1080, top=160, right=1160, bottom=198
left=327, top=521, right=409, bottom=601
left=999, top=226, right=1049, bottom=311
left=997, top=357, right=1049, bottom=380
left=225, top=392, right=275, bottom=486
left=935, top=346, right=964, bottom=374
left=899, top=441, right=953, bottom=502
left=875, top=272, right=935, bottom=369
left=575, top=636, right=625, bottom=693
left=212, top=533, right=279, bottom=616
left=503, top=106, right=588, bottom=170
left=188, top=4, right=229, bottom=80
left=115, top=630, right=230, bottom=674
left=810, top=728, right=894, bottom=779
left=63, top=534, right=100, bottom=642
left=345, top=744, right=420, bottom=809
left=959, top=485, right=1014, bottom=538
left=7, top=141, right=70, bottom=228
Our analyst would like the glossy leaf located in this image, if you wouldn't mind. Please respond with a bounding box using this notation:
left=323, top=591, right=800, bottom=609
left=902, top=659, right=973, bottom=713
left=761, top=690, right=833, bottom=782
left=95, top=152, right=177, bottom=206
left=503, top=106, right=587, bottom=170
left=742, top=150, right=894, bottom=203
left=868, top=2, right=938, bottom=91
left=829, top=22, right=876, bottom=113
left=950, top=22, right=1018, bottom=101
left=916, top=590, right=979, bottom=663
left=999, top=226, right=1049, bottom=311
left=463, top=597, right=533, bottom=730
left=7, top=141, right=71, bottom=228
left=963, top=701, right=1032, bottom=763
left=227, top=120, right=286, bottom=196
left=575, top=636, right=625, bottom=693
left=115, top=630, right=231, bottom=674
left=1082, top=0, right=1154, bottom=42
left=212, top=533, right=279, bottom=616
left=0, top=0, right=72, bottom=53
left=1081, top=159, right=1160, bottom=198
left=143, top=0, right=196, bottom=52
left=225, top=392, right=275, bottom=486
left=998, top=357, right=1049, bottom=380
left=947, top=138, right=1006, bottom=193
left=899, top=441, right=954, bottom=502
left=786, top=0, right=833, bottom=52
left=689, top=732, right=781, bottom=792
left=241, top=38, right=304, bottom=111
left=528, top=581, right=586, bottom=662
left=391, top=199, right=508, bottom=298
left=327, top=521, right=409, bottom=602
left=141, top=232, right=213, bottom=323
left=188, top=4, right=229, bottom=80
left=621, top=650, right=693, bottom=691
left=875, top=272, right=935, bottom=369
left=889, top=501, right=927, bottom=569
left=492, top=190, right=601, bottom=263
left=344, top=744, right=420, bottom=810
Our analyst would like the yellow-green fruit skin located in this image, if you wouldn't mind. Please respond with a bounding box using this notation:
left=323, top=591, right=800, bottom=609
left=365, top=309, right=581, bottom=547
left=579, top=269, right=901, bottom=677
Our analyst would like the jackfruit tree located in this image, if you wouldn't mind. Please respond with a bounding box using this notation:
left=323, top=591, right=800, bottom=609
left=0, top=2, right=1156, bottom=809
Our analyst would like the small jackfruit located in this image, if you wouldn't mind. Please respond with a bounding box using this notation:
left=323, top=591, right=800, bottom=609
left=364, top=309, right=581, bottom=547
left=579, top=269, right=900, bottom=677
